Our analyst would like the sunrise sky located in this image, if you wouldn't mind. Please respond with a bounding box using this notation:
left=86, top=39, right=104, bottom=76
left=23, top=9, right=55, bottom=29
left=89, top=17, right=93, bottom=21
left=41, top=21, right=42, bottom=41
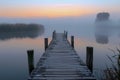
left=0, top=0, right=120, bottom=18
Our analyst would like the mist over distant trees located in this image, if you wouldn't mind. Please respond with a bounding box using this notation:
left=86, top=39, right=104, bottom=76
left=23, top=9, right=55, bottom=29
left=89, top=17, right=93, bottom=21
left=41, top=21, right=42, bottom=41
left=96, top=12, right=110, bottom=21
left=0, top=23, right=44, bottom=40
left=95, top=12, right=120, bottom=44
left=95, top=12, right=111, bottom=44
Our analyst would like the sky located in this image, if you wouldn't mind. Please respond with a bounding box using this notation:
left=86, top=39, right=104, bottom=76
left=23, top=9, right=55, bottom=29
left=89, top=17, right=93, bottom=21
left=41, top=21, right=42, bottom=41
left=0, top=0, right=120, bottom=18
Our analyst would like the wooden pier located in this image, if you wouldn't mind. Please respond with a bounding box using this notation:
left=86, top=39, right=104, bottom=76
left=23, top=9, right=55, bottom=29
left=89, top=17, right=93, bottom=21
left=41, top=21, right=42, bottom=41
left=28, top=31, right=96, bottom=80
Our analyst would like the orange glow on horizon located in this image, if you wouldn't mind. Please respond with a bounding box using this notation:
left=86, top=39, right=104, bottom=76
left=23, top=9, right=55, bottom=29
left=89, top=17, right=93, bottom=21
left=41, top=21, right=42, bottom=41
left=0, top=5, right=99, bottom=18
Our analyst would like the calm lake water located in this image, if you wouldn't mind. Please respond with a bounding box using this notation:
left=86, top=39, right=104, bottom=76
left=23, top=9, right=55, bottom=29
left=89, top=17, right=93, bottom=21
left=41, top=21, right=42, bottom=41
left=0, top=13, right=120, bottom=80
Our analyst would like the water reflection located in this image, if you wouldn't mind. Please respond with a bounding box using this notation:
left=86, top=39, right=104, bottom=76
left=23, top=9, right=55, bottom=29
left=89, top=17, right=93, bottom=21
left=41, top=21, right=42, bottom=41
left=0, top=24, right=44, bottom=40
left=95, top=12, right=112, bottom=44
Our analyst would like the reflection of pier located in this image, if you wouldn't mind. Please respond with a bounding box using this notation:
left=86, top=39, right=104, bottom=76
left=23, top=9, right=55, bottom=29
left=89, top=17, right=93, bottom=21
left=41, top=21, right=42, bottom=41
left=28, top=31, right=96, bottom=80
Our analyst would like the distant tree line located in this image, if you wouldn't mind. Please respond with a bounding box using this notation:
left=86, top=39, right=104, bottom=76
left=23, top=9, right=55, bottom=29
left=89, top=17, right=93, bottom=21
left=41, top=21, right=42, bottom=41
left=0, top=23, right=44, bottom=40
left=0, top=23, right=44, bottom=32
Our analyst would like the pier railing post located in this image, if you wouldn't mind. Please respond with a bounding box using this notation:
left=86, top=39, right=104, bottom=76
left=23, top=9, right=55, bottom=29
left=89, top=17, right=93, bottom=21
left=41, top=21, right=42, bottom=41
left=71, top=36, right=74, bottom=48
left=66, top=31, right=68, bottom=39
left=52, top=30, right=56, bottom=39
left=86, top=47, right=93, bottom=73
left=64, top=31, right=68, bottom=39
left=27, top=50, right=34, bottom=75
left=44, top=38, right=48, bottom=51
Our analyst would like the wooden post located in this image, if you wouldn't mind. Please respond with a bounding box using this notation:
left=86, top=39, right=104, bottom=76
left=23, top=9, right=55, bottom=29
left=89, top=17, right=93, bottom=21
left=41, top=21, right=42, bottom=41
left=27, top=50, right=34, bottom=75
left=44, top=38, right=48, bottom=50
left=64, top=31, right=68, bottom=39
left=52, top=30, right=56, bottom=39
left=65, top=31, right=68, bottom=39
left=86, top=47, right=93, bottom=73
left=71, top=36, right=74, bottom=48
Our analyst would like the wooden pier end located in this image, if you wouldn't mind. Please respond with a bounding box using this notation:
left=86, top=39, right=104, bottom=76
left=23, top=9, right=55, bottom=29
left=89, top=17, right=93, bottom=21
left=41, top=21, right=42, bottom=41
left=28, top=32, right=96, bottom=80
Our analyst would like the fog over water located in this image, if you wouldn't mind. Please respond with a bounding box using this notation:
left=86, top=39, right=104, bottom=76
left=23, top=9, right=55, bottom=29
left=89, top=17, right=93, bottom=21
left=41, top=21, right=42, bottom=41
left=0, top=13, right=119, bottom=37
left=0, top=13, right=120, bottom=43
left=95, top=12, right=120, bottom=44
left=0, top=13, right=120, bottom=80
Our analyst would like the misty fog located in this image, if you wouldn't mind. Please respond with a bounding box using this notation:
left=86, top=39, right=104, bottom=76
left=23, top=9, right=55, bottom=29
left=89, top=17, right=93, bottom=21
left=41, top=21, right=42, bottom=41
left=95, top=12, right=120, bottom=44
left=0, top=13, right=119, bottom=43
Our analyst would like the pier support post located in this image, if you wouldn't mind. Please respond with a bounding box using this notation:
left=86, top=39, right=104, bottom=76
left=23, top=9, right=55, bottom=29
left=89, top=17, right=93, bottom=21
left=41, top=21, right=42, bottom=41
left=66, top=31, right=68, bottom=39
left=27, top=50, right=34, bottom=75
left=86, top=47, right=93, bottom=73
left=71, top=36, right=74, bottom=48
left=64, top=31, right=68, bottom=39
left=52, top=30, right=56, bottom=39
left=44, top=38, right=48, bottom=50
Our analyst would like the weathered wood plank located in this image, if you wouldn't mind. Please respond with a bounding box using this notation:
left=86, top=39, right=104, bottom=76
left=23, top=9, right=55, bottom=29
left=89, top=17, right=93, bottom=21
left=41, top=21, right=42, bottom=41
left=28, top=33, right=96, bottom=80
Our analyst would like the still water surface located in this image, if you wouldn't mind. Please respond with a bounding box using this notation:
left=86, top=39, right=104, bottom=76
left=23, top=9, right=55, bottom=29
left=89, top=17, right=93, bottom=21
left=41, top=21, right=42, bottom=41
left=0, top=14, right=120, bottom=80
